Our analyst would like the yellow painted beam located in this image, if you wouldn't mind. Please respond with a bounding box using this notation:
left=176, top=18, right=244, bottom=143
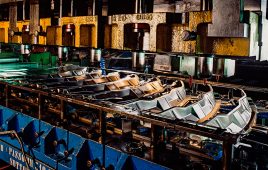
left=39, top=18, right=51, bottom=45
left=0, top=21, right=9, bottom=43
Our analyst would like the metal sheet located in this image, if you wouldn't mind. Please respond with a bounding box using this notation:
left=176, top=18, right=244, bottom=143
left=206, top=90, right=252, bottom=134
left=208, top=0, right=248, bottom=37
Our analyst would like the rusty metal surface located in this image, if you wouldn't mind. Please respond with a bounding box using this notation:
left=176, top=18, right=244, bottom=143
left=198, top=37, right=251, bottom=56
left=105, top=3, right=259, bottom=57
left=171, top=11, right=211, bottom=53
left=8, top=0, right=16, bottom=31
left=175, top=0, right=202, bottom=13
left=197, top=12, right=259, bottom=57
left=29, top=0, right=40, bottom=44
left=8, top=0, right=18, bottom=43
left=208, top=0, right=247, bottom=37
left=108, top=13, right=181, bottom=51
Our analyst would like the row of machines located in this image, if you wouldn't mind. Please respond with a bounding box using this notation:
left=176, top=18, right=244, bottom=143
left=0, top=0, right=266, bottom=55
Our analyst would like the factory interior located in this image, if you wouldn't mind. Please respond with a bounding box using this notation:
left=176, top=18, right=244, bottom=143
left=0, top=0, right=268, bottom=169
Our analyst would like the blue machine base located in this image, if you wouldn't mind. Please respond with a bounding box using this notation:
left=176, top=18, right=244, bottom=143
left=0, top=105, right=169, bottom=170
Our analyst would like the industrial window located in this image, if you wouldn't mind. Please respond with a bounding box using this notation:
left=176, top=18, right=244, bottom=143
left=17, top=1, right=23, bottom=21
left=0, top=4, right=9, bottom=21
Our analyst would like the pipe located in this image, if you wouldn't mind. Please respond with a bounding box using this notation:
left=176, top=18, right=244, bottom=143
left=139, top=0, right=142, bottom=13
left=58, top=47, right=62, bottom=65
left=89, top=48, right=95, bottom=64
left=92, top=0, right=96, bottom=16
left=71, top=0, right=73, bottom=16
left=135, top=0, right=139, bottom=13
left=59, top=0, right=62, bottom=18
left=201, top=0, right=212, bottom=11
left=135, top=0, right=143, bottom=14
left=23, top=0, right=25, bottom=20
left=29, top=0, right=40, bottom=44
left=258, top=13, right=263, bottom=61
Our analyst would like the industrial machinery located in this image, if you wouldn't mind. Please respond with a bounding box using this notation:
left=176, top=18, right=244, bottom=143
left=0, top=62, right=267, bottom=170
left=0, top=0, right=268, bottom=170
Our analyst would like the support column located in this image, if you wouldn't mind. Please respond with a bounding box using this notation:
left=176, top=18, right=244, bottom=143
left=38, top=94, right=44, bottom=120
left=222, top=142, right=233, bottom=170
left=117, top=24, right=124, bottom=49
left=59, top=0, right=62, bottom=18
left=60, top=99, right=65, bottom=120
left=70, top=0, right=74, bottom=16
left=5, top=84, right=9, bottom=108
left=149, top=26, right=157, bottom=52
left=30, top=0, right=40, bottom=44
left=23, top=0, right=26, bottom=20
left=96, top=0, right=104, bottom=48
left=75, top=24, right=80, bottom=47
left=99, top=110, right=107, bottom=168
left=8, top=0, right=18, bottom=43
left=151, top=125, right=161, bottom=161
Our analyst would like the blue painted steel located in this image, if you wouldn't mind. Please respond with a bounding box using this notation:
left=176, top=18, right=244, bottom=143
left=100, top=57, right=106, bottom=76
left=203, top=142, right=223, bottom=161
left=0, top=105, right=169, bottom=170
left=0, top=140, right=54, bottom=170
left=257, top=112, right=268, bottom=119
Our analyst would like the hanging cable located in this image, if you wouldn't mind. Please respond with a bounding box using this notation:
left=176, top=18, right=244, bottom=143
left=0, top=130, right=31, bottom=170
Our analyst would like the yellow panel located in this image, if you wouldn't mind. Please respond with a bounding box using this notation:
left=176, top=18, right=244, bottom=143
left=56, top=27, right=62, bottom=46
left=39, top=18, right=51, bottom=45
left=197, top=32, right=251, bottom=57
left=109, top=13, right=168, bottom=51
left=60, top=16, right=98, bottom=47
left=46, top=26, right=62, bottom=46
left=0, top=28, right=5, bottom=42
left=111, top=24, right=119, bottom=49
left=40, top=18, right=51, bottom=32
left=171, top=24, right=196, bottom=53
left=1, top=19, right=51, bottom=45
left=0, top=21, right=9, bottom=43
left=171, top=11, right=212, bottom=53
left=17, top=20, right=30, bottom=44
left=104, top=25, right=112, bottom=49
left=211, top=38, right=250, bottom=56
left=171, top=11, right=252, bottom=57
left=189, top=11, right=212, bottom=31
